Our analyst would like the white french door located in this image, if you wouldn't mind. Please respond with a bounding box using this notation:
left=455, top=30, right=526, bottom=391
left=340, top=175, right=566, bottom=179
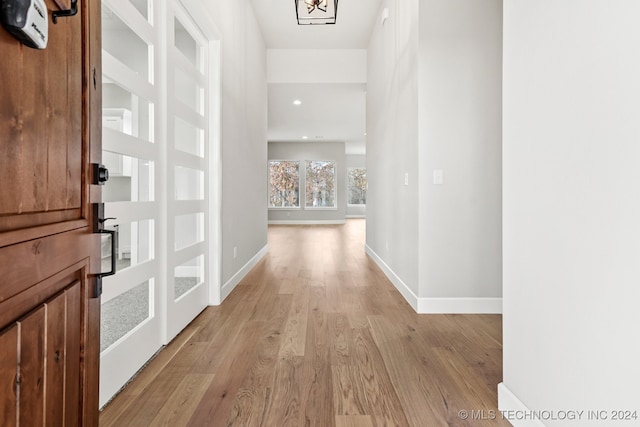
left=165, top=1, right=211, bottom=341
left=99, top=0, right=216, bottom=407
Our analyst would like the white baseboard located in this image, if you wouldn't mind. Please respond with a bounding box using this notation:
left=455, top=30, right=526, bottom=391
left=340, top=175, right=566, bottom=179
left=268, top=220, right=346, bottom=225
left=365, top=245, right=502, bottom=314
left=220, top=244, right=268, bottom=302
left=418, top=297, right=502, bottom=314
left=365, top=245, right=419, bottom=311
left=345, top=215, right=366, bottom=219
left=498, top=383, right=545, bottom=427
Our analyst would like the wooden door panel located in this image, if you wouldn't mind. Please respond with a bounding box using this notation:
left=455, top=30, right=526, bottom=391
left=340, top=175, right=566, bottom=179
left=65, top=283, right=82, bottom=427
left=0, top=0, right=102, bottom=424
left=45, top=291, right=67, bottom=425
left=18, top=306, right=46, bottom=426
left=0, top=326, right=18, bottom=426
left=0, top=230, right=95, bottom=306
left=0, top=282, right=83, bottom=426
left=0, top=0, right=83, bottom=230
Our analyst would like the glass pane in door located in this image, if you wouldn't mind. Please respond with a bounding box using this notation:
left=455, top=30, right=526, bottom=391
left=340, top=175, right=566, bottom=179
left=103, top=81, right=155, bottom=142
left=175, top=213, right=204, bottom=250
left=102, top=3, right=152, bottom=82
left=174, top=68, right=204, bottom=114
left=101, top=279, right=153, bottom=352
left=175, top=166, right=204, bottom=200
left=174, top=255, right=204, bottom=299
left=174, top=117, right=204, bottom=157
left=174, top=18, right=200, bottom=70
left=101, top=220, right=154, bottom=272
left=102, top=152, right=154, bottom=202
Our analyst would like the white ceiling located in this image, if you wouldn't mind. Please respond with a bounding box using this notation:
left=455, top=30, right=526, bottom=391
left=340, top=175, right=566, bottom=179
left=250, top=0, right=382, bottom=155
left=268, top=83, right=367, bottom=152
left=250, top=0, right=382, bottom=49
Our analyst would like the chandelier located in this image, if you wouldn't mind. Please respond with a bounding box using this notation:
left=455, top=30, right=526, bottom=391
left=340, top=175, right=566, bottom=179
left=295, top=0, right=339, bottom=25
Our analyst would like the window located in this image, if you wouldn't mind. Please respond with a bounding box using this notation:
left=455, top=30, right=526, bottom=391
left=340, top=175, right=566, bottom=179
left=269, top=160, right=300, bottom=208
left=306, top=160, right=336, bottom=208
left=348, top=168, right=367, bottom=205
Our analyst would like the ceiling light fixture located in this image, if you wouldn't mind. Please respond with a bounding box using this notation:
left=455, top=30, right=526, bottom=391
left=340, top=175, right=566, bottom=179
left=293, top=99, right=302, bottom=105
left=302, top=136, right=308, bottom=139
left=295, top=0, right=338, bottom=25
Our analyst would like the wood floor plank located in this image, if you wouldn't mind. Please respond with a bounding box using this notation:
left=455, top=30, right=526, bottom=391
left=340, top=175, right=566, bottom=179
left=100, top=220, right=506, bottom=427
left=367, top=314, right=458, bottom=426
left=335, top=415, right=374, bottom=427
left=186, top=320, right=265, bottom=426
left=331, top=365, right=369, bottom=416
left=351, top=322, right=410, bottom=426
left=225, top=316, right=289, bottom=426
left=278, top=286, right=310, bottom=359
left=148, top=374, right=215, bottom=426
left=261, top=356, right=304, bottom=427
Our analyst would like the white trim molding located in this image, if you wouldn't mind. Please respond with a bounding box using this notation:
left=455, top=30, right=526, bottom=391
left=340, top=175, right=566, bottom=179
left=268, top=220, right=346, bottom=225
left=498, top=383, right=545, bottom=427
left=365, top=245, right=502, bottom=314
left=365, top=245, right=419, bottom=310
left=220, top=244, right=269, bottom=303
left=418, top=297, right=502, bottom=314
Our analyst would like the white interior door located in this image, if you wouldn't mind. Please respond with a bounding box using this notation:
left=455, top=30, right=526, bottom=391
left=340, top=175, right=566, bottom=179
left=99, top=0, right=217, bottom=407
left=166, top=2, right=211, bottom=341
left=99, top=0, right=161, bottom=407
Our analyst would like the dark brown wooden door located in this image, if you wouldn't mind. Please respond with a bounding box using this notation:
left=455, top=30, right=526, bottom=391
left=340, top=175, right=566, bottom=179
left=0, top=1, right=102, bottom=425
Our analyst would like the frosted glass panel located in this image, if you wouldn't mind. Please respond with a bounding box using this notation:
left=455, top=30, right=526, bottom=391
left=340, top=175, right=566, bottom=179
left=175, top=255, right=204, bottom=300
left=175, top=213, right=204, bottom=250
left=101, top=280, right=152, bottom=352
left=174, top=117, right=204, bottom=157
left=175, top=167, right=204, bottom=200
left=102, top=152, right=154, bottom=202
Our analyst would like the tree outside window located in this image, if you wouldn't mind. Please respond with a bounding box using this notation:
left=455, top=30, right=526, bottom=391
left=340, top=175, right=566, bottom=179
left=269, top=160, right=300, bottom=208
left=348, top=168, right=366, bottom=205
left=305, top=160, right=336, bottom=208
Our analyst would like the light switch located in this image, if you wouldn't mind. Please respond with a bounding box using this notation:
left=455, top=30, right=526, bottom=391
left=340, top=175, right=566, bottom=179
left=433, top=169, right=444, bottom=185
left=404, top=173, right=409, bottom=186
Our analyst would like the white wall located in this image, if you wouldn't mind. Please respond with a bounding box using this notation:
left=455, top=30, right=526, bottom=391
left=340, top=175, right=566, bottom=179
left=366, top=0, right=502, bottom=312
left=418, top=0, right=502, bottom=303
left=199, top=0, right=268, bottom=288
left=501, top=2, right=640, bottom=425
left=366, top=0, right=421, bottom=298
left=268, top=141, right=346, bottom=223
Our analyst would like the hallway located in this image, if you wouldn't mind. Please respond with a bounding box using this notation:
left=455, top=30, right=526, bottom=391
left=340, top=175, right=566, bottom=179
left=99, top=220, right=507, bottom=426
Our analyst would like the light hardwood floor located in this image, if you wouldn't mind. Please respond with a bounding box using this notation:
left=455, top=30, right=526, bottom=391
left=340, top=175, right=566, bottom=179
left=100, top=220, right=508, bottom=426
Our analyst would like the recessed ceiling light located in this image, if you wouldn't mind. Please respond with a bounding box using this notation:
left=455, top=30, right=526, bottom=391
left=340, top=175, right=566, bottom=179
left=293, top=100, right=302, bottom=106
left=302, top=136, right=308, bottom=139
left=364, top=132, right=367, bottom=136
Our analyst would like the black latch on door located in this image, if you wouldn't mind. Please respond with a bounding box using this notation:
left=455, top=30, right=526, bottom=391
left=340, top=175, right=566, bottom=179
left=92, top=164, right=117, bottom=298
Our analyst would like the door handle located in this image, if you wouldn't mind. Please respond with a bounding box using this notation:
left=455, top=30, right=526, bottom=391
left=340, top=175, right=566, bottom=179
left=98, top=228, right=117, bottom=278
left=92, top=200, right=117, bottom=297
